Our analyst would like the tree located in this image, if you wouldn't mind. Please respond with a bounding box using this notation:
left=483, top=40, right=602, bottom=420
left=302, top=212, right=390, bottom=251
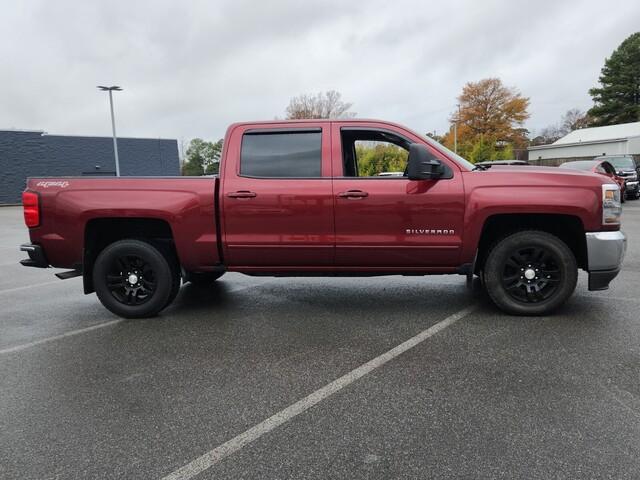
left=561, top=108, right=590, bottom=132
left=285, top=90, right=356, bottom=119
left=181, top=138, right=223, bottom=176
left=355, top=143, right=408, bottom=176
left=588, top=32, right=640, bottom=126
left=533, top=108, right=591, bottom=145
left=468, top=137, right=495, bottom=163
left=441, top=78, right=530, bottom=161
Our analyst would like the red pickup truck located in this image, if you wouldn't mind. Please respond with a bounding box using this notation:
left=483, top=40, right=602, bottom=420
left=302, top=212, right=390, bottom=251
left=20, top=119, right=626, bottom=318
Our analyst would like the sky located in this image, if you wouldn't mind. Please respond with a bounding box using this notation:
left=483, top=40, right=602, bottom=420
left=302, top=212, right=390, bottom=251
left=1, top=0, right=639, bottom=148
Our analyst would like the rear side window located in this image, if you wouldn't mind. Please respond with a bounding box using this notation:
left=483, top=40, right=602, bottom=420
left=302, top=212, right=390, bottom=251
left=240, top=130, right=322, bottom=178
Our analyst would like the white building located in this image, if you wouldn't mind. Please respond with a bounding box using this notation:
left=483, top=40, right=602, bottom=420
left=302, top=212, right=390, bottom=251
left=528, top=121, right=640, bottom=164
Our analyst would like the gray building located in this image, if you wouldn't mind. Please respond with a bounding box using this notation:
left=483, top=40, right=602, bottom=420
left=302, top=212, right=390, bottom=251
left=528, top=122, right=640, bottom=166
left=0, top=130, right=180, bottom=204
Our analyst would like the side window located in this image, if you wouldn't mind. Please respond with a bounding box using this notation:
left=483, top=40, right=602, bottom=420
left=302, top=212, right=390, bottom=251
left=354, top=140, right=409, bottom=177
left=341, top=130, right=412, bottom=177
left=240, top=130, right=322, bottom=178
left=595, top=164, right=606, bottom=174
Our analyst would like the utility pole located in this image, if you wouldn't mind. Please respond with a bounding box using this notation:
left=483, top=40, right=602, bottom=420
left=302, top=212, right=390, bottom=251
left=453, top=122, right=457, bottom=154
left=454, top=103, right=460, bottom=154
left=97, top=86, right=123, bottom=176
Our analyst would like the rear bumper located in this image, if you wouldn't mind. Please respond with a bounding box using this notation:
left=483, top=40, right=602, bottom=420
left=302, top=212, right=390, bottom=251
left=585, top=231, right=626, bottom=291
left=19, top=243, right=49, bottom=268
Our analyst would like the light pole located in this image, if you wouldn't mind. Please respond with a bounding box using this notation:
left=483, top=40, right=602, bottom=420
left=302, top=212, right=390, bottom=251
left=97, top=85, right=122, bottom=176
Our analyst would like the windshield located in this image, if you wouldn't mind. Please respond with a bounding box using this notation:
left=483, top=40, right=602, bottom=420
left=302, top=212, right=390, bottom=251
left=605, top=157, right=635, bottom=169
left=420, top=134, right=476, bottom=170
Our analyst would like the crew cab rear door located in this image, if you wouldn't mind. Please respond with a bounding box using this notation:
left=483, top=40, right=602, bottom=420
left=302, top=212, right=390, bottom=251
left=221, top=123, right=334, bottom=267
left=331, top=123, right=465, bottom=268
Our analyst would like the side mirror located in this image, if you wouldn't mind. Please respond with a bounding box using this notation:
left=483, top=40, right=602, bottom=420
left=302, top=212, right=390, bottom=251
left=407, top=144, right=445, bottom=180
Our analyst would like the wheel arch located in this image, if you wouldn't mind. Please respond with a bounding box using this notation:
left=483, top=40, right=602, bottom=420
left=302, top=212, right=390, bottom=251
left=474, top=213, right=587, bottom=275
left=83, top=217, right=179, bottom=294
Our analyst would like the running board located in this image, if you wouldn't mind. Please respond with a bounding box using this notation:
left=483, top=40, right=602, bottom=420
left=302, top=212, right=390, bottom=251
left=55, top=270, right=82, bottom=280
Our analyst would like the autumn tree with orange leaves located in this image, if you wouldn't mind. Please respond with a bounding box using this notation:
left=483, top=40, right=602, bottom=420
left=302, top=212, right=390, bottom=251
left=442, top=78, right=530, bottom=162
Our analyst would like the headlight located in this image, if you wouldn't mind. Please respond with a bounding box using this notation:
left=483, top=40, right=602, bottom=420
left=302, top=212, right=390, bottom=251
left=626, top=173, right=638, bottom=182
left=602, top=184, right=621, bottom=225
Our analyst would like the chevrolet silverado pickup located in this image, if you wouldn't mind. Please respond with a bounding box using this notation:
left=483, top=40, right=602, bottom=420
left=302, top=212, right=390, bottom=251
left=20, top=119, right=627, bottom=318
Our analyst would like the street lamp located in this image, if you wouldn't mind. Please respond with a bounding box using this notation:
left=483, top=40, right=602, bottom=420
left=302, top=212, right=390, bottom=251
left=97, top=85, right=123, bottom=176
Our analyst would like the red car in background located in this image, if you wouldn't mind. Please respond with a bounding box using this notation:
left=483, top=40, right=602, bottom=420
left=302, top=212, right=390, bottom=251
left=559, top=159, right=627, bottom=202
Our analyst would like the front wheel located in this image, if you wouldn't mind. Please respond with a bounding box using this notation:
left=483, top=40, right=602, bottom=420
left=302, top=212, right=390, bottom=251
left=484, top=231, right=577, bottom=316
left=93, top=239, right=174, bottom=318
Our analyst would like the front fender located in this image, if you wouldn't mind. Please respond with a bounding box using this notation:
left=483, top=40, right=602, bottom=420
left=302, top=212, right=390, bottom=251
left=461, top=185, right=600, bottom=263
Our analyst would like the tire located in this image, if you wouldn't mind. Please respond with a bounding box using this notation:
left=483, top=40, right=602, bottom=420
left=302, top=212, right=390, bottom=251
left=151, top=240, right=181, bottom=308
left=484, top=230, right=577, bottom=316
left=93, top=239, right=174, bottom=318
left=164, top=258, right=182, bottom=308
left=185, top=271, right=224, bottom=286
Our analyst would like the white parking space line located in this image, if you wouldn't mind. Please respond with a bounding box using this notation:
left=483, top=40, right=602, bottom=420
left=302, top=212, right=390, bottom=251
left=0, top=279, right=68, bottom=295
left=0, top=319, right=126, bottom=355
left=0, top=281, right=267, bottom=356
left=161, top=304, right=477, bottom=480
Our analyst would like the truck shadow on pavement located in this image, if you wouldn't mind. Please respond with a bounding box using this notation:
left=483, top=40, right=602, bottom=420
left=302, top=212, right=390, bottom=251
left=160, top=276, right=615, bottom=326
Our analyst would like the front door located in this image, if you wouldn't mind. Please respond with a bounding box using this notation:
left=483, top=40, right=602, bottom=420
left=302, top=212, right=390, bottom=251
left=221, top=124, right=334, bottom=267
left=331, top=123, right=465, bottom=268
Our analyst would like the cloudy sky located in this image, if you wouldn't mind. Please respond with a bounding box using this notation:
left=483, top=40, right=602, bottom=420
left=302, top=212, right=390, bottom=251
left=1, top=0, right=638, bottom=146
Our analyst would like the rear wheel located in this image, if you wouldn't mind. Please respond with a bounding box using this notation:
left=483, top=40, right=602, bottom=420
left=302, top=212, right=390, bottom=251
left=484, top=231, right=577, bottom=316
left=93, top=239, right=174, bottom=318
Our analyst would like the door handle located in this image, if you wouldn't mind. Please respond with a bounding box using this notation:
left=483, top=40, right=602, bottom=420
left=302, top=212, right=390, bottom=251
left=226, top=191, right=257, bottom=198
left=338, top=190, right=369, bottom=199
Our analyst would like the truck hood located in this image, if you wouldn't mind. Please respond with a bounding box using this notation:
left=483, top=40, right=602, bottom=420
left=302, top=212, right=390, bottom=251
left=466, top=165, right=616, bottom=187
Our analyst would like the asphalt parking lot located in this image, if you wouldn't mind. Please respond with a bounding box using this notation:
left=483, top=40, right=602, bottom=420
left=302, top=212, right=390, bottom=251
left=1, top=204, right=640, bottom=480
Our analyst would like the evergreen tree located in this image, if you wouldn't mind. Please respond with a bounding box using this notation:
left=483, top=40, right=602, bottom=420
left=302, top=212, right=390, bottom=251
left=588, top=32, right=640, bottom=126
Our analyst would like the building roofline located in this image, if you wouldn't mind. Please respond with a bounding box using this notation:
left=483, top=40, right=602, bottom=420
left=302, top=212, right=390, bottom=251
left=528, top=137, right=627, bottom=151
left=0, top=128, right=176, bottom=141
left=0, top=128, right=45, bottom=134
left=41, top=133, right=178, bottom=141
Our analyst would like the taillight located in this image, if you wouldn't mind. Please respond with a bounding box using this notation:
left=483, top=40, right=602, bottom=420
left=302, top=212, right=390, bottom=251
left=22, top=191, right=40, bottom=227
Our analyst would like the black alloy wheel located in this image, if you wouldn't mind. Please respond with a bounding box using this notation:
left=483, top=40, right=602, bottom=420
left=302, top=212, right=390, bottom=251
left=483, top=230, right=578, bottom=316
left=501, top=245, right=561, bottom=304
left=93, top=239, right=174, bottom=318
left=106, top=254, right=157, bottom=306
